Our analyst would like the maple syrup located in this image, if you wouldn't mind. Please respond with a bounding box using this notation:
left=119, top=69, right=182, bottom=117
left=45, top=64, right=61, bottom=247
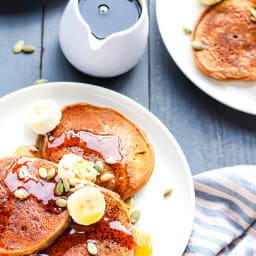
left=1, top=157, right=66, bottom=215
left=46, top=129, right=130, bottom=198
left=37, top=208, right=137, bottom=255
left=79, top=0, right=142, bottom=39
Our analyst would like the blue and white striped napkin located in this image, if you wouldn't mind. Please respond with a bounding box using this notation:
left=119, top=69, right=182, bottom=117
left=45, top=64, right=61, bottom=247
left=184, top=166, right=256, bottom=256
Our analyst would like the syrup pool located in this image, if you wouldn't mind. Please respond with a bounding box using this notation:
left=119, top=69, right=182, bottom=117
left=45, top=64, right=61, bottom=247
left=79, top=0, right=142, bottom=39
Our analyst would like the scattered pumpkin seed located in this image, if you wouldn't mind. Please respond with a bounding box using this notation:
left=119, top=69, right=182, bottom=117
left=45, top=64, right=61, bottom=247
left=55, top=198, right=67, bottom=208
left=33, top=79, right=48, bottom=85
left=18, top=170, right=25, bottom=179
left=130, top=210, right=141, bottom=225
left=94, top=160, right=104, bottom=174
left=22, top=45, right=35, bottom=53
left=56, top=181, right=64, bottom=195
left=105, top=157, right=117, bottom=165
left=14, top=189, right=28, bottom=199
left=63, top=179, right=70, bottom=192
left=182, top=26, right=192, bottom=35
left=13, top=40, right=25, bottom=54
left=29, top=145, right=39, bottom=152
left=100, top=173, right=114, bottom=182
left=39, top=167, right=48, bottom=179
left=87, top=242, right=98, bottom=255
left=47, top=168, right=56, bottom=180
left=163, top=187, right=173, bottom=198
left=251, top=8, right=256, bottom=19
left=191, top=41, right=204, bottom=51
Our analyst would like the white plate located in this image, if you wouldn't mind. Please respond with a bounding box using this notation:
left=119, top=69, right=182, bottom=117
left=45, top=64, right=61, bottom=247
left=157, top=0, right=256, bottom=115
left=0, top=82, right=195, bottom=256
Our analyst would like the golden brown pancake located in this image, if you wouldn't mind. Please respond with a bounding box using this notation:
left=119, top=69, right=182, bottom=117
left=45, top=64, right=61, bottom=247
left=40, top=103, right=155, bottom=200
left=0, top=156, right=69, bottom=255
left=35, top=186, right=137, bottom=256
left=192, top=0, right=256, bottom=81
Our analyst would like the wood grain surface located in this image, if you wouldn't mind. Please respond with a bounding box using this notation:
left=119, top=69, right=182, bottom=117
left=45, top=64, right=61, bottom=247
left=0, top=0, right=256, bottom=175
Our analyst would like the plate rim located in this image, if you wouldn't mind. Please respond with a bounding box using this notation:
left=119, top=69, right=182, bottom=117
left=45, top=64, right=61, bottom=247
left=0, top=82, right=195, bottom=255
left=156, top=0, right=256, bottom=116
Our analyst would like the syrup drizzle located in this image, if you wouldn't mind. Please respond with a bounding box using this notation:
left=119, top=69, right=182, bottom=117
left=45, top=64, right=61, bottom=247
left=46, top=129, right=130, bottom=198
left=38, top=216, right=136, bottom=255
left=0, top=157, right=137, bottom=255
left=1, top=157, right=66, bottom=215
left=0, top=157, right=68, bottom=250
left=47, top=130, right=124, bottom=161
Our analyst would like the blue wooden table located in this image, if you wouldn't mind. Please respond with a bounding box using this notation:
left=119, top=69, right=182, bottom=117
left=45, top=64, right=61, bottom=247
left=1, top=0, right=256, bottom=176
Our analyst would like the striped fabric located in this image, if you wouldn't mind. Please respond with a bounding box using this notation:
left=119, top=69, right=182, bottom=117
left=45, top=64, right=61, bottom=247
left=184, top=166, right=256, bottom=256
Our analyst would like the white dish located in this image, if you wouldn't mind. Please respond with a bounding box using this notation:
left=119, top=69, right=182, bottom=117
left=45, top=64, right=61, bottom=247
left=0, top=82, right=195, bottom=256
left=156, top=0, right=256, bottom=115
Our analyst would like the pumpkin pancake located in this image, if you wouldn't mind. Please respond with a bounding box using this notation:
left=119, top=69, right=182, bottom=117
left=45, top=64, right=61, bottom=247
left=0, top=156, right=69, bottom=255
left=35, top=186, right=137, bottom=256
left=192, top=0, right=256, bottom=81
left=40, top=103, right=155, bottom=200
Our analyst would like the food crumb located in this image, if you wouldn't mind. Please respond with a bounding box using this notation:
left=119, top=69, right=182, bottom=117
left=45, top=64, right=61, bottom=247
left=163, top=187, right=173, bottom=198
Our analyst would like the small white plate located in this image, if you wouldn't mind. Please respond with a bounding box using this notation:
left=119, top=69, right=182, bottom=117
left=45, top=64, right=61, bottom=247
left=157, top=0, right=256, bottom=115
left=0, top=83, right=195, bottom=256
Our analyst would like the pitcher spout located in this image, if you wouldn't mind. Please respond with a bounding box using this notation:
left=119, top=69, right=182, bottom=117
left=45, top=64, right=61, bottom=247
left=87, top=33, right=107, bottom=51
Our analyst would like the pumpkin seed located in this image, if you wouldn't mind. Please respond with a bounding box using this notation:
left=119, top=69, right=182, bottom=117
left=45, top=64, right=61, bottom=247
left=56, top=181, right=64, bottom=195
left=94, top=160, right=104, bottom=174
left=251, top=8, right=256, bottom=19
left=130, top=210, right=140, bottom=225
left=47, top=168, right=56, bottom=180
left=191, top=41, right=204, bottom=50
left=163, top=187, right=173, bottom=198
left=105, top=157, right=117, bottom=165
left=22, top=45, right=35, bottom=53
left=33, top=79, right=48, bottom=85
left=14, top=189, right=28, bottom=199
left=18, top=170, right=25, bottom=179
left=100, top=173, right=114, bottom=182
left=13, top=40, right=25, bottom=54
left=87, top=242, right=98, bottom=255
left=182, top=26, right=192, bottom=35
left=39, top=167, right=48, bottom=179
left=55, top=198, right=67, bottom=208
left=63, top=179, right=70, bottom=192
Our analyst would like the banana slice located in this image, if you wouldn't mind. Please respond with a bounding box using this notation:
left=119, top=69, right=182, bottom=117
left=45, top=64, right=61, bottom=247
left=26, top=99, right=61, bottom=135
left=68, top=186, right=106, bottom=225
left=199, top=0, right=222, bottom=5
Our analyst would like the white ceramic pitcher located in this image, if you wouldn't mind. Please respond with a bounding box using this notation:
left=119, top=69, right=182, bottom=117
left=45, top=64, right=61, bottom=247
left=59, top=0, right=149, bottom=78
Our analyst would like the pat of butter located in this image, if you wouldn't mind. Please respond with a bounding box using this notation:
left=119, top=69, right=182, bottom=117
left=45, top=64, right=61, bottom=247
left=58, top=153, right=98, bottom=187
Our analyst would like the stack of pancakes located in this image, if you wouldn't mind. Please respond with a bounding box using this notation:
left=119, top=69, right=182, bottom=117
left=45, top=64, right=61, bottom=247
left=192, top=0, right=256, bottom=81
left=0, top=103, right=155, bottom=255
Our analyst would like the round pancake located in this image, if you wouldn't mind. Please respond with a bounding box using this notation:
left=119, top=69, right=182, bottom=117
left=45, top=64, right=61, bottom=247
left=0, top=157, right=69, bottom=255
left=192, top=0, right=256, bottom=81
left=41, top=103, right=155, bottom=200
left=35, top=186, right=137, bottom=256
